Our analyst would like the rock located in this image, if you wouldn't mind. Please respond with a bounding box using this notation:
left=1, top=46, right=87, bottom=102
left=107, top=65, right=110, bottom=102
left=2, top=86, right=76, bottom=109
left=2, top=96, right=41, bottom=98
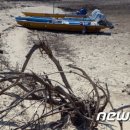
left=10, top=15, right=14, bottom=17
left=0, top=50, right=3, bottom=54
left=122, top=84, right=130, bottom=95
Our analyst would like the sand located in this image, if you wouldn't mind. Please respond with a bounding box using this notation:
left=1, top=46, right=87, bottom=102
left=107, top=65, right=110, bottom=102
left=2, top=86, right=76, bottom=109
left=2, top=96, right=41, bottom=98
left=0, top=1, right=130, bottom=130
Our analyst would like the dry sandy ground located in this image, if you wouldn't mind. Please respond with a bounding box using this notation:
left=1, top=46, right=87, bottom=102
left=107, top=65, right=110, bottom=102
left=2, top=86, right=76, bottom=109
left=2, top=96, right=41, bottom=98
left=0, top=1, right=130, bottom=130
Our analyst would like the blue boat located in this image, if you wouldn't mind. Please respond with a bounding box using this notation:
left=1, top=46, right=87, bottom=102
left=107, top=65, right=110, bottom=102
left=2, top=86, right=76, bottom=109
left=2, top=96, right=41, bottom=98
left=16, top=16, right=91, bottom=26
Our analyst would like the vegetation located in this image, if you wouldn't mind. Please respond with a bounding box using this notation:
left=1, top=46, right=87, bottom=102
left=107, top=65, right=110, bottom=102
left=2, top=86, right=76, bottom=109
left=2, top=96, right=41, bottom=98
left=0, top=34, right=128, bottom=130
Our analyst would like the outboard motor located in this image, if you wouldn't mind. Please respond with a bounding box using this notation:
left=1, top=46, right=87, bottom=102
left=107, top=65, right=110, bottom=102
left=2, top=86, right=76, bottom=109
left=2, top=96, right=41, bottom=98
left=76, top=8, right=87, bottom=15
left=92, top=9, right=114, bottom=29
left=103, top=20, right=114, bottom=29
left=91, top=9, right=106, bottom=22
left=91, top=9, right=101, bottom=18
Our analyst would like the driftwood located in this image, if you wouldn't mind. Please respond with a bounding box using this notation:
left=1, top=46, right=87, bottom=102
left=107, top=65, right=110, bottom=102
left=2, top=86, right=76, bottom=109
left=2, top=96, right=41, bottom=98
left=0, top=35, right=128, bottom=130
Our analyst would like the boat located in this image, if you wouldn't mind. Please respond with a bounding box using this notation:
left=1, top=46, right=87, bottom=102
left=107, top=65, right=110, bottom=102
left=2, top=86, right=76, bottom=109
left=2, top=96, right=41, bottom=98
left=16, top=20, right=106, bottom=33
left=22, top=12, right=86, bottom=18
left=22, top=8, right=88, bottom=18
left=15, top=17, right=112, bottom=33
left=22, top=9, right=113, bottom=23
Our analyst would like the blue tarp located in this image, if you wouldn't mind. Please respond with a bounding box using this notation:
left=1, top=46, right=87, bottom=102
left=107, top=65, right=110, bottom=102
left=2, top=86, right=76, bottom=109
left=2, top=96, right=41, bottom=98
left=76, top=8, right=87, bottom=15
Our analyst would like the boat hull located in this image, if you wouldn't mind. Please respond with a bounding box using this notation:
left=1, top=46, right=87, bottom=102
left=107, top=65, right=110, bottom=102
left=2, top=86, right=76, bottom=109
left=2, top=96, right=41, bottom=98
left=22, top=12, right=86, bottom=18
left=16, top=20, right=106, bottom=33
